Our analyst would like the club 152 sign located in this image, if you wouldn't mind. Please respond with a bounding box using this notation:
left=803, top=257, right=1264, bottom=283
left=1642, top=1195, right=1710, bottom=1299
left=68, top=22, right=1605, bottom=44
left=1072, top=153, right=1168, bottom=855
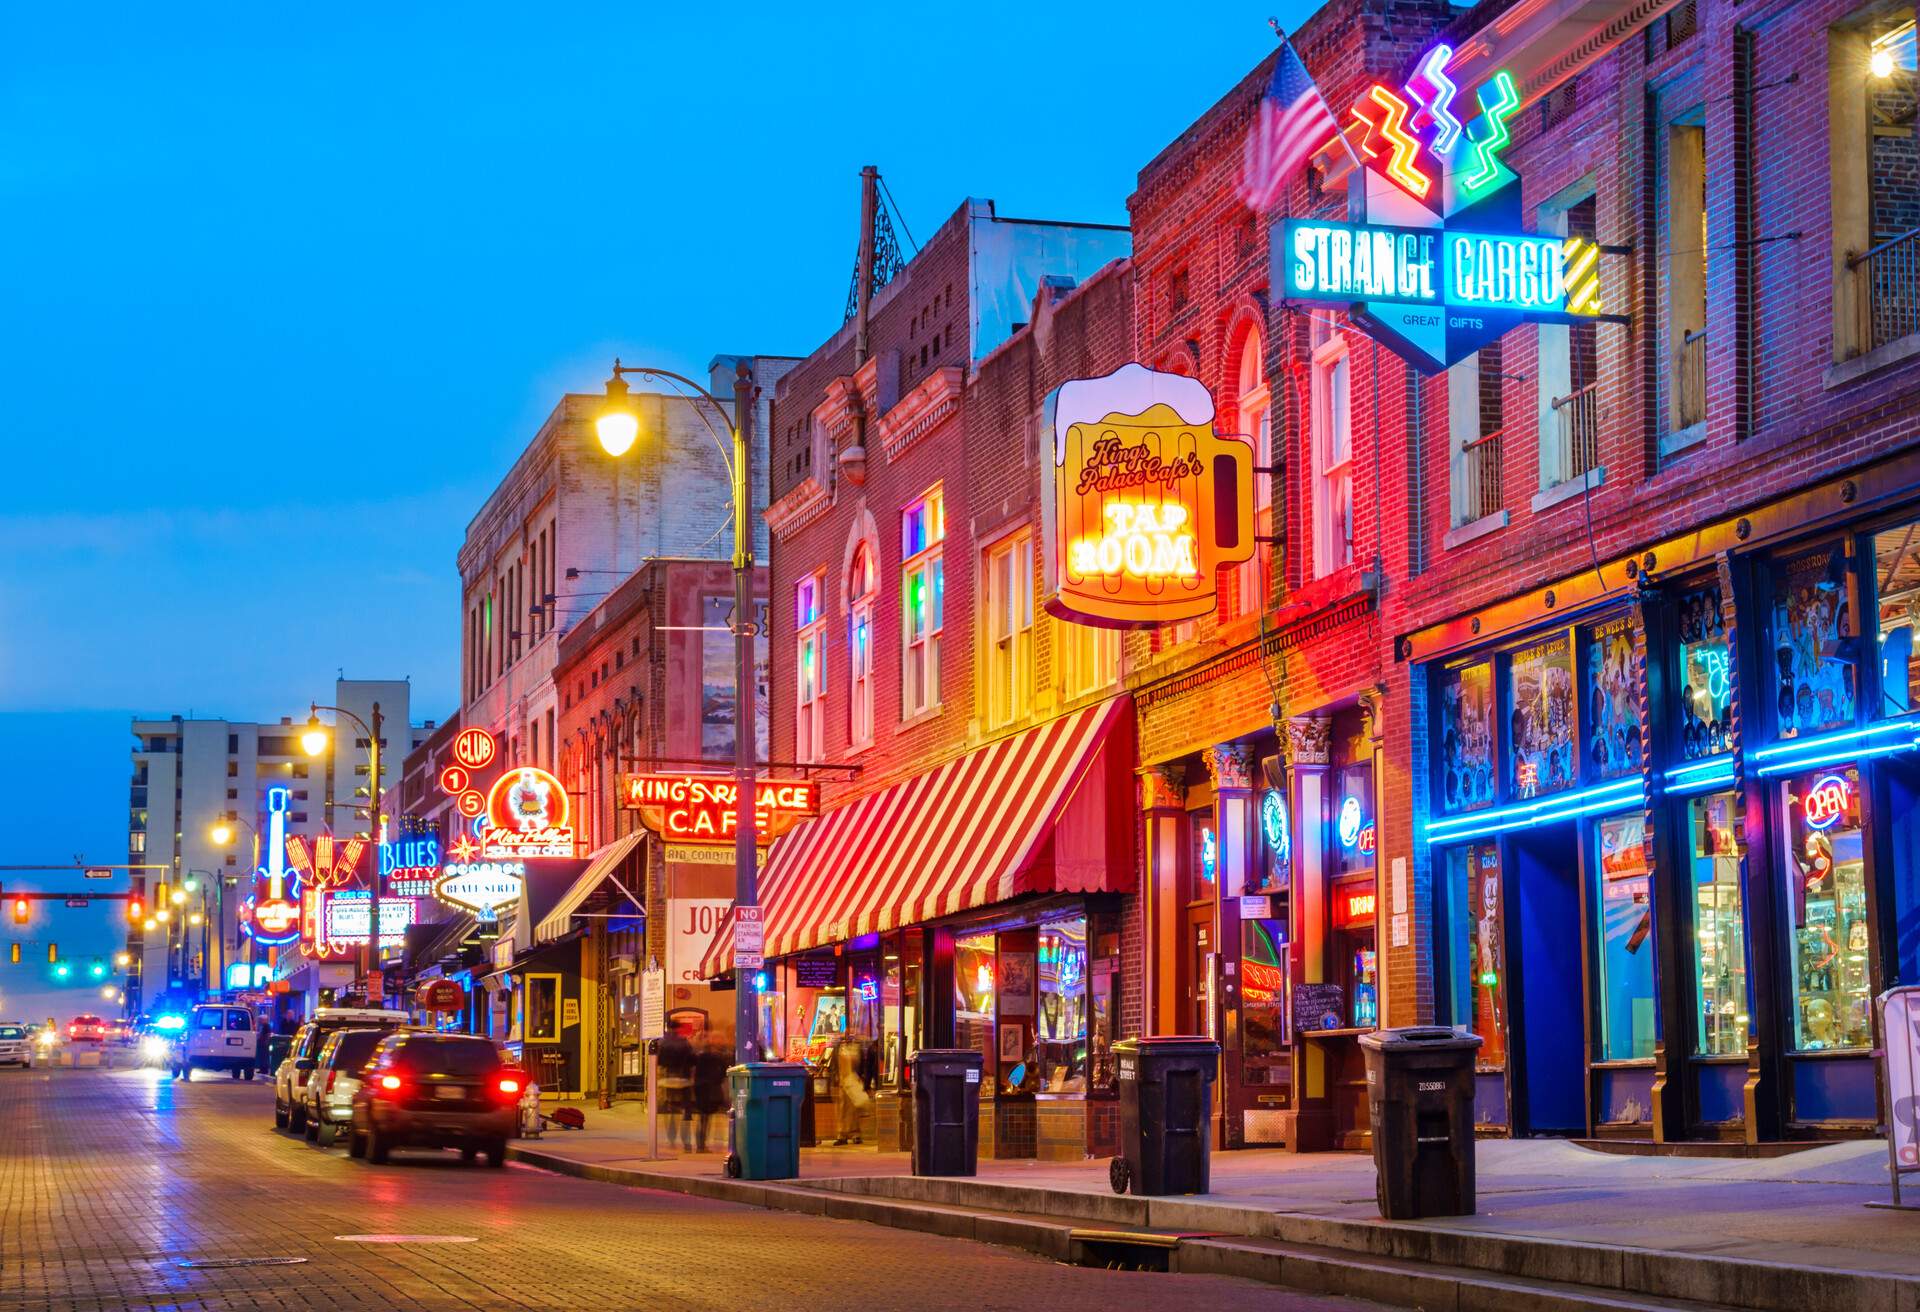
left=1040, top=363, right=1255, bottom=628
left=619, top=773, right=820, bottom=844
left=1275, top=45, right=1607, bottom=373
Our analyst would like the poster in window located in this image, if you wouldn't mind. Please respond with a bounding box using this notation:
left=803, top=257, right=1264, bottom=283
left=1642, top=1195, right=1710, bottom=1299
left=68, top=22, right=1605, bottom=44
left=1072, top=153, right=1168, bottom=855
left=1438, top=661, right=1496, bottom=812
left=1676, top=581, right=1732, bottom=759
left=700, top=596, right=771, bottom=762
left=1509, top=634, right=1575, bottom=797
left=1770, top=544, right=1856, bottom=738
left=997, top=951, right=1035, bottom=1016
left=1583, top=617, right=1640, bottom=780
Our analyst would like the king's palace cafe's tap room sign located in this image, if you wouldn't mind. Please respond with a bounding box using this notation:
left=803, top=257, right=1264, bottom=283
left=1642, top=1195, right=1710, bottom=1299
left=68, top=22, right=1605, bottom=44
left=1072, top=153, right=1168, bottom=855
left=1276, top=47, right=1610, bottom=373
left=1040, top=363, right=1255, bottom=629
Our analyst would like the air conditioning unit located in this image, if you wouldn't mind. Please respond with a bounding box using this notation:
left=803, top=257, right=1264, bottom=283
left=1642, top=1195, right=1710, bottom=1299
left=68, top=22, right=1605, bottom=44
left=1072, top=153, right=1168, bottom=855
left=610, top=953, right=638, bottom=976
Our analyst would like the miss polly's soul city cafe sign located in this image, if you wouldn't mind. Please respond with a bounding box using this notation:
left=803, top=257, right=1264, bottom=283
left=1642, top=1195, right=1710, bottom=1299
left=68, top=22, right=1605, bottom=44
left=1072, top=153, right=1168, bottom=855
left=618, top=773, right=820, bottom=846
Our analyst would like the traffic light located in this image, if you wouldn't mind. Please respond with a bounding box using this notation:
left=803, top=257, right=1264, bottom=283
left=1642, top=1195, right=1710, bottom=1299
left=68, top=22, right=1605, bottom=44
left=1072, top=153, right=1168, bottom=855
left=89, top=959, right=105, bottom=979
left=47, top=943, right=57, bottom=963
left=127, top=897, right=143, bottom=921
left=154, top=883, right=168, bottom=907
left=11, top=897, right=26, bottom=924
left=53, top=962, right=70, bottom=980
left=9, top=944, right=18, bottom=965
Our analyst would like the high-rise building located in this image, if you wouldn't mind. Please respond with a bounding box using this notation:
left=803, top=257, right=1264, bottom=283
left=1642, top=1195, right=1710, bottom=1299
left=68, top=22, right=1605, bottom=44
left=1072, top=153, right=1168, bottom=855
left=127, top=678, right=432, bottom=1011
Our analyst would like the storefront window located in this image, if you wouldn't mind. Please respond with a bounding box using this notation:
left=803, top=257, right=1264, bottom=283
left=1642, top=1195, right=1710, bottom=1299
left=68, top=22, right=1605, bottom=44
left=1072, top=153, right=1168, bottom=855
left=1330, top=878, right=1377, bottom=1028
left=1438, top=661, right=1497, bottom=812
left=849, top=954, right=882, bottom=1044
left=787, top=956, right=844, bottom=1066
left=880, top=932, right=914, bottom=1087
left=1690, top=792, right=1749, bottom=1057
left=1036, top=918, right=1087, bottom=1093
left=1770, top=542, right=1857, bottom=739
left=1509, top=632, right=1576, bottom=797
left=1593, top=814, right=1656, bottom=1061
left=1089, top=953, right=1117, bottom=1090
left=1240, top=911, right=1290, bottom=1083
left=953, top=932, right=996, bottom=1071
left=1676, top=581, right=1733, bottom=759
left=757, top=964, right=786, bottom=1064
left=525, top=974, right=560, bottom=1044
left=1874, top=520, right=1920, bottom=717
left=1332, top=763, right=1375, bottom=878
left=1782, top=767, right=1873, bottom=1051
left=1583, top=617, right=1640, bottom=779
left=1441, top=843, right=1507, bottom=1071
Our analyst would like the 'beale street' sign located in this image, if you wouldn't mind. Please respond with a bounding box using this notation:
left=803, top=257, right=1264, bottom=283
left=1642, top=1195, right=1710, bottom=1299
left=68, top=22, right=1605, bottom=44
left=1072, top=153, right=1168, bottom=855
left=619, top=773, right=820, bottom=846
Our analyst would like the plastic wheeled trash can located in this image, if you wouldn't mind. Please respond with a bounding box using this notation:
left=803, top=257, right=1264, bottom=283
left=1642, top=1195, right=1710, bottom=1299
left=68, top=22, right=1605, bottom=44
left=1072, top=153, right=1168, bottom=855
left=725, top=1061, right=807, bottom=1180
left=1109, top=1036, right=1219, bottom=1196
left=908, top=1048, right=984, bottom=1176
left=1358, top=1026, right=1482, bottom=1219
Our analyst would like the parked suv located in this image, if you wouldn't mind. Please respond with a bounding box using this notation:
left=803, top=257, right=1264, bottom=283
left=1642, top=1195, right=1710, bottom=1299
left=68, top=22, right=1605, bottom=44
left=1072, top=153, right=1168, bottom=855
left=0, top=1023, right=29, bottom=1067
left=171, top=1004, right=259, bottom=1080
left=350, top=1033, right=525, bottom=1167
left=301, top=1026, right=395, bottom=1148
left=274, top=1008, right=404, bottom=1134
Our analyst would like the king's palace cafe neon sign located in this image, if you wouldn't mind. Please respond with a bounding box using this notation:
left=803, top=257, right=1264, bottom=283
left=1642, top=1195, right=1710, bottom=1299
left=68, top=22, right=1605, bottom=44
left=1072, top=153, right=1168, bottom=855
left=618, top=773, right=820, bottom=845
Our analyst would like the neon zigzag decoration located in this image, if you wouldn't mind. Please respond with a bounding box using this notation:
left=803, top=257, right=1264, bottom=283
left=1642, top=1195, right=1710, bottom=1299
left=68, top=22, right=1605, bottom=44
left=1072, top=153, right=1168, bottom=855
left=1405, top=44, right=1462, bottom=156
left=1461, top=70, right=1520, bottom=196
left=1350, top=85, right=1433, bottom=199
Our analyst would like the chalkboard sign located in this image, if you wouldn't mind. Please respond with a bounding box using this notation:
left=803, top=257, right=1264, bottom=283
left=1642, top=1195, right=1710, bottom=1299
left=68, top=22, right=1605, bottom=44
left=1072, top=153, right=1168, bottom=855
left=793, top=957, right=839, bottom=990
left=1292, top=982, right=1347, bottom=1032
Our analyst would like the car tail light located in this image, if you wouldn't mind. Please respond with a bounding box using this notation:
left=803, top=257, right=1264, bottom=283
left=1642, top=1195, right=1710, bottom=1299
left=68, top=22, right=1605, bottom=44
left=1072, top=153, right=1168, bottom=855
left=375, top=1071, right=405, bottom=1097
left=497, top=1076, right=521, bottom=1095
left=324, top=1071, right=338, bottom=1094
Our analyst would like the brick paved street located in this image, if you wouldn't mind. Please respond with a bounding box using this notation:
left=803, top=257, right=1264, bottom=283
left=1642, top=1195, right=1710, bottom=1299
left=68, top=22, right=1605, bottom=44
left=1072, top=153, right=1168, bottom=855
left=0, top=1066, right=1397, bottom=1312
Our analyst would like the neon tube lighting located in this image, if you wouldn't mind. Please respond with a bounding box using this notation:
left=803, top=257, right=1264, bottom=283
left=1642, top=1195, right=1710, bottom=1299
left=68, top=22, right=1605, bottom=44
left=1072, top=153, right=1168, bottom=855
left=1426, top=777, right=1642, bottom=843
left=1751, top=715, right=1920, bottom=759
left=1755, top=735, right=1920, bottom=777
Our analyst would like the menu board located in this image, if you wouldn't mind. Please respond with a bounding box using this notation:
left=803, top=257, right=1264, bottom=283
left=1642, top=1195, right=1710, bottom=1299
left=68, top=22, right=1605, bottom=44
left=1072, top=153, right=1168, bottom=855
left=1291, top=982, right=1348, bottom=1033
left=793, top=957, right=838, bottom=990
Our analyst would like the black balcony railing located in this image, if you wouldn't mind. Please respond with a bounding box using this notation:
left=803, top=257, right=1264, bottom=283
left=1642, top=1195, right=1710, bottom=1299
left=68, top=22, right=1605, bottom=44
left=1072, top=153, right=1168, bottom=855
left=1462, top=426, right=1505, bottom=522
left=1551, top=382, right=1600, bottom=481
left=1850, top=227, right=1920, bottom=353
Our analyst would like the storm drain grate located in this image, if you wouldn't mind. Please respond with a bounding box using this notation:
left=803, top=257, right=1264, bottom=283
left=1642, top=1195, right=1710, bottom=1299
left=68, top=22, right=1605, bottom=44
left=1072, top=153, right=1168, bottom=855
left=177, top=1257, right=310, bottom=1270
left=1065, top=1229, right=1185, bottom=1273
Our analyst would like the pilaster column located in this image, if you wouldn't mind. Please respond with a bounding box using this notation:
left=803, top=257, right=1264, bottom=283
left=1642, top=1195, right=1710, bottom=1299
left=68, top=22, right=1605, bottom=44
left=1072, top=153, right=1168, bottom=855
left=1141, top=766, right=1187, bottom=1036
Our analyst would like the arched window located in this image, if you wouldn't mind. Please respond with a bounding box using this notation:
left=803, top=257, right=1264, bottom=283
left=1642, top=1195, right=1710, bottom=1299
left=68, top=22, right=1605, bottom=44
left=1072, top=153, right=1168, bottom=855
left=1236, top=329, right=1273, bottom=614
left=848, top=542, right=877, bottom=748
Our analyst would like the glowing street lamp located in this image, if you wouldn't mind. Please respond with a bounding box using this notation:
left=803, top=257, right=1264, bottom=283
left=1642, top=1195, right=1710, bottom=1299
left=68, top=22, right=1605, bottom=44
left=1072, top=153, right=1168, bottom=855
left=300, top=715, right=331, bottom=758
left=210, top=822, right=234, bottom=846
left=114, top=952, right=131, bottom=968
left=595, top=374, right=641, bottom=457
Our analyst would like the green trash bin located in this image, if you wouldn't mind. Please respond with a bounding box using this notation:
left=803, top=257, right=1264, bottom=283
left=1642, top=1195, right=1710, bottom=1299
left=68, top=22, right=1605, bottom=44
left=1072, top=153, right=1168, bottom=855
left=725, top=1061, right=807, bottom=1180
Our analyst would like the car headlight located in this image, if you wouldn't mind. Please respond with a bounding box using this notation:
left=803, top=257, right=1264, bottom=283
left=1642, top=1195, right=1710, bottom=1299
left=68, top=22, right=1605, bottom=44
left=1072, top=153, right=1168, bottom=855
left=36, top=1032, right=56, bottom=1048
left=141, top=1036, right=169, bottom=1060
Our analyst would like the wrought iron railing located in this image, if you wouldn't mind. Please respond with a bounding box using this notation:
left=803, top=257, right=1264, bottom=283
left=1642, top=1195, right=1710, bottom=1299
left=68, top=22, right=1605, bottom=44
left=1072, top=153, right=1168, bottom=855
left=1849, top=227, right=1920, bottom=353
left=1551, top=382, right=1600, bottom=481
left=1676, top=327, right=1708, bottom=432
left=1461, top=426, right=1504, bottom=522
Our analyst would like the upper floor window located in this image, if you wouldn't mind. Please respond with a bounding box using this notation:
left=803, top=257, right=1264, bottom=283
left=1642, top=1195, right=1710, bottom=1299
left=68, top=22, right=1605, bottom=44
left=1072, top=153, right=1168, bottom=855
left=1834, top=13, right=1920, bottom=362
left=901, top=487, right=946, bottom=718
left=1660, top=103, right=1708, bottom=449
left=848, top=545, right=877, bottom=749
left=796, top=574, right=826, bottom=764
left=1234, top=330, right=1272, bottom=615
left=1537, top=188, right=1600, bottom=489
left=1062, top=620, right=1121, bottom=700
left=983, top=530, right=1035, bottom=729
left=1449, top=342, right=1508, bottom=528
left=1310, top=320, right=1353, bottom=577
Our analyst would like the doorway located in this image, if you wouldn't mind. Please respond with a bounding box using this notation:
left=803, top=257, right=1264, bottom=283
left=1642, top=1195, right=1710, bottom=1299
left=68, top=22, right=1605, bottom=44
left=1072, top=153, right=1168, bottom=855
left=1507, top=822, right=1586, bottom=1135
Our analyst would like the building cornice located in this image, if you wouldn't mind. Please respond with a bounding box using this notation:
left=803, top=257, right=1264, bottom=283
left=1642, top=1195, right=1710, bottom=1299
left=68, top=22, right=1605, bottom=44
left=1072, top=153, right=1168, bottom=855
left=876, top=367, right=963, bottom=464
left=765, top=477, right=832, bottom=540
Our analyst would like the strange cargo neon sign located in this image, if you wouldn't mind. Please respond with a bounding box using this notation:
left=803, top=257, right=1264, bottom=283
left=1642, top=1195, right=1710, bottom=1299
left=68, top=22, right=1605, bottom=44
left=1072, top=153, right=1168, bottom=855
left=1276, top=44, right=1607, bottom=373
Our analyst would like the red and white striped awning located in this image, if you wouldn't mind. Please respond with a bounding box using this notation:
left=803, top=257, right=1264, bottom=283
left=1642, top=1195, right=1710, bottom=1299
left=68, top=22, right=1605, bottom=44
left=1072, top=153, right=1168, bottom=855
left=698, top=696, right=1132, bottom=977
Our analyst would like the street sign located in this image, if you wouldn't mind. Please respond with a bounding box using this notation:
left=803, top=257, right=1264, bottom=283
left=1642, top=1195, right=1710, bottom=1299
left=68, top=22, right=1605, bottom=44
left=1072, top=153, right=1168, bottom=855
left=83, top=868, right=111, bottom=880
left=734, top=906, right=764, bottom=971
left=64, top=899, right=89, bottom=909
left=639, top=967, right=665, bottom=1040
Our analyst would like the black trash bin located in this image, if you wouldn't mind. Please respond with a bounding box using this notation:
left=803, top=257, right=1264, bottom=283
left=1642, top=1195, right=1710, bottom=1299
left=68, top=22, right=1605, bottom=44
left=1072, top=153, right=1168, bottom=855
left=1358, top=1026, right=1482, bottom=1219
left=908, top=1048, right=983, bottom=1176
left=1109, top=1036, right=1219, bottom=1196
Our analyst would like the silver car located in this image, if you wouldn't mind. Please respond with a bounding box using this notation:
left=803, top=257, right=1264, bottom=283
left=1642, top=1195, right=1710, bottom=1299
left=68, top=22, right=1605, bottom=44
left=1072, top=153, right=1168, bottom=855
left=302, top=1026, right=396, bottom=1148
left=0, top=1023, right=29, bottom=1067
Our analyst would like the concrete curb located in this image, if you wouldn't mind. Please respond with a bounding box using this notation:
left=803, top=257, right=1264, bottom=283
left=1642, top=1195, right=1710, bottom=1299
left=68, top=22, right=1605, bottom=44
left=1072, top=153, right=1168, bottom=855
left=506, top=1147, right=1919, bottom=1312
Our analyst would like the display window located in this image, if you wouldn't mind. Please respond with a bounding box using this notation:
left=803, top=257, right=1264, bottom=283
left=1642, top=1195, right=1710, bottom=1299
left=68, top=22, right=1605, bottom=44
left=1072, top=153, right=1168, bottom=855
left=881, top=931, right=920, bottom=1088
left=1592, top=813, right=1656, bottom=1061
left=849, top=954, right=882, bottom=1045
left=1441, top=842, right=1507, bottom=1071
left=1769, top=542, right=1858, bottom=739
left=1873, top=519, right=1920, bottom=717
left=1675, top=581, right=1733, bottom=759
left=1330, top=876, right=1377, bottom=1028
left=1781, top=767, right=1872, bottom=1051
left=1437, top=660, right=1497, bottom=812
left=1582, top=617, right=1641, bottom=779
left=1089, top=953, right=1117, bottom=1091
left=1508, top=632, right=1577, bottom=797
left=1689, top=791, right=1749, bottom=1057
left=1332, top=763, right=1375, bottom=878
left=1036, top=918, right=1088, bottom=1093
left=953, top=932, right=996, bottom=1070
left=785, top=956, right=846, bottom=1066
left=1239, top=914, right=1290, bottom=1080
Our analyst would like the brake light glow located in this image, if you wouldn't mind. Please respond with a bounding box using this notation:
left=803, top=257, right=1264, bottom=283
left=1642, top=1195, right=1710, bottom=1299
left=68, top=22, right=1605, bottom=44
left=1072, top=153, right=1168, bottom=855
left=378, top=1073, right=403, bottom=1090
left=497, top=1077, right=521, bottom=1095
left=324, top=1071, right=338, bottom=1094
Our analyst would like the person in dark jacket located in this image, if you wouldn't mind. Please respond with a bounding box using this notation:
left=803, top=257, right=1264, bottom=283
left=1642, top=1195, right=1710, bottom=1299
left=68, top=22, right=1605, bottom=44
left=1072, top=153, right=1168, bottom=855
left=692, top=1029, right=731, bottom=1152
left=656, top=1023, right=695, bottom=1150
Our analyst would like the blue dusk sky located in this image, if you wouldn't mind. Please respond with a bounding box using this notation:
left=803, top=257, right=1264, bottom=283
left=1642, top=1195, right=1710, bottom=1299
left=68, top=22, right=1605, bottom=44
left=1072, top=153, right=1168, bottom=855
left=1, top=3, right=1311, bottom=1001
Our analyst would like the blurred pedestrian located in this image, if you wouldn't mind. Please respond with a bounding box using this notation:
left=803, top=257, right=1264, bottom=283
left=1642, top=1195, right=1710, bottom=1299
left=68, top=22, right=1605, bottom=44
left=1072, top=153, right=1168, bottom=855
left=831, top=1033, right=871, bottom=1145
left=656, top=1022, right=694, bottom=1150
left=692, top=1030, right=730, bottom=1153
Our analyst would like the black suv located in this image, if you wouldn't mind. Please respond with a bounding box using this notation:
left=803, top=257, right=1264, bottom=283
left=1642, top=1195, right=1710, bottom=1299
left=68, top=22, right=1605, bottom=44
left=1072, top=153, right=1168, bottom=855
left=349, top=1033, right=526, bottom=1167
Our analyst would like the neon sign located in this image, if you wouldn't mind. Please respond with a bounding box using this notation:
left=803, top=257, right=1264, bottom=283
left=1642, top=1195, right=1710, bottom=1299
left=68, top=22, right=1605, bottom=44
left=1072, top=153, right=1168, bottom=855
left=435, top=861, right=527, bottom=922
left=618, top=773, right=820, bottom=844
left=224, top=962, right=273, bottom=990
left=1260, top=789, right=1290, bottom=864
left=242, top=786, right=301, bottom=947
left=1275, top=47, right=1603, bottom=373
left=1802, top=774, right=1852, bottom=831
left=1338, top=796, right=1364, bottom=848
left=482, top=766, right=575, bottom=858
left=452, top=727, right=497, bottom=770
left=322, top=891, right=416, bottom=947
left=380, top=836, right=442, bottom=898
left=1334, top=886, right=1378, bottom=928
left=1040, top=363, right=1254, bottom=629
left=1199, top=826, right=1218, bottom=881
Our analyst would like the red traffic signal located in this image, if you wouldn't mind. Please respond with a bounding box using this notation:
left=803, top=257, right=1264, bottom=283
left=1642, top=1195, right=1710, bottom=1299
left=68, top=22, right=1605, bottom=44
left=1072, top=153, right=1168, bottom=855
left=10, top=897, right=26, bottom=925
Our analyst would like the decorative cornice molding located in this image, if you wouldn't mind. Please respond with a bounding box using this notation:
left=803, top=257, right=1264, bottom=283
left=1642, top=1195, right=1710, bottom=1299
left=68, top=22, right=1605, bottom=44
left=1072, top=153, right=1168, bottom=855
left=765, top=477, right=831, bottom=539
left=876, top=367, right=963, bottom=463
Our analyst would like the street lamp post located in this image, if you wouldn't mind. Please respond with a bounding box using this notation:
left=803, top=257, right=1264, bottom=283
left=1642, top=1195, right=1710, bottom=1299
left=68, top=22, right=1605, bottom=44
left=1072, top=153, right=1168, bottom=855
left=211, top=816, right=259, bottom=993
left=304, top=702, right=385, bottom=1003
left=597, top=359, right=761, bottom=1065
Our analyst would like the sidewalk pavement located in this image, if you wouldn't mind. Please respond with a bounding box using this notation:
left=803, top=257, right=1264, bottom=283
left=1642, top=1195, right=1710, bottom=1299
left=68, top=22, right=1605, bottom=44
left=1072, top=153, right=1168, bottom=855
left=515, top=1099, right=1920, bottom=1310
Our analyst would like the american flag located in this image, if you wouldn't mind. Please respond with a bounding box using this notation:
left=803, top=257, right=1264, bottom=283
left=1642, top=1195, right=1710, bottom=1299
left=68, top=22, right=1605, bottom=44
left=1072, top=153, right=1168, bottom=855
left=1237, top=36, right=1341, bottom=213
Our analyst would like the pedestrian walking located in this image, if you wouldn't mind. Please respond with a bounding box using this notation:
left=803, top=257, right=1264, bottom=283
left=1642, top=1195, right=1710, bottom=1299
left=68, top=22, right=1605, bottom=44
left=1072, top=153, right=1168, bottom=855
left=692, top=1029, right=730, bottom=1153
left=831, top=1033, right=871, bottom=1145
left=656, top=1022, right=694, bottom=1150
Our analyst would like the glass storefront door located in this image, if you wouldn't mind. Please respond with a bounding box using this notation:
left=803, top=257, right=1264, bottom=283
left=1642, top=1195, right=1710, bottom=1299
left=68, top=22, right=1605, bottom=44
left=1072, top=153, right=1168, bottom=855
left=1779, top=766, right=1873, bottom=1053
left=1689, top=792, right=1749, bottom=1058
left=1593, top=813, right=1657, bottom=1063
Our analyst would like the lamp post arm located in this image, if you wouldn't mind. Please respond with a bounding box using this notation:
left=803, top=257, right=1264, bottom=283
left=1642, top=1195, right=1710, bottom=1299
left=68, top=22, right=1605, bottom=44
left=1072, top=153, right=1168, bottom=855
left=609, top=361, right=739, bottom=487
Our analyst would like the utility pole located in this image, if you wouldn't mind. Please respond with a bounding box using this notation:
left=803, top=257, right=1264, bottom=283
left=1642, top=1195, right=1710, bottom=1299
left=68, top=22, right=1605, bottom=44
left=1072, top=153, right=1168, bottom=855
left=854, top=165, right=877, bottom=368
left=732, top=361, right=760, bottom=1063
left=366, top=702, right=383, bottom=1001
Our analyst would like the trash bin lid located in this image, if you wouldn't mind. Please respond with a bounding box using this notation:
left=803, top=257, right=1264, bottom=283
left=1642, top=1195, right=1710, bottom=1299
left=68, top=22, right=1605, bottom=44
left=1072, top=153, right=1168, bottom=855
left=1113, top=1035, right=1222, bottom=1057
left=908, top=1048, right=984, bottom=1067
left=728, top=1060, right=810, bottom=1079
left=1357, top=1026, right=1482, bottom=1053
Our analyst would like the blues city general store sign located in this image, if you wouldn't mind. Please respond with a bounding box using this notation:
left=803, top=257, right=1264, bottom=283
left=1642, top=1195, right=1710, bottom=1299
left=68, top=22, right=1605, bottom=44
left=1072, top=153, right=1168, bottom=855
left=1277, top=49, right=1604, bottom=372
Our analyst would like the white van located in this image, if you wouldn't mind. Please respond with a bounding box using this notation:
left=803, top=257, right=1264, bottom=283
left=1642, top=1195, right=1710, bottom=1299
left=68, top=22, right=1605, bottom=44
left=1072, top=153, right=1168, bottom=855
left=172, top=1004, right=260, bottom=1080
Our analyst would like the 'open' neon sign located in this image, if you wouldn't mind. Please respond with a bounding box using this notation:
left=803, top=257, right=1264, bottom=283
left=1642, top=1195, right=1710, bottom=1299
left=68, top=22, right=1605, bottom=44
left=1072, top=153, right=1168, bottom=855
left=1802, top=774, right=1852, bottom=831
